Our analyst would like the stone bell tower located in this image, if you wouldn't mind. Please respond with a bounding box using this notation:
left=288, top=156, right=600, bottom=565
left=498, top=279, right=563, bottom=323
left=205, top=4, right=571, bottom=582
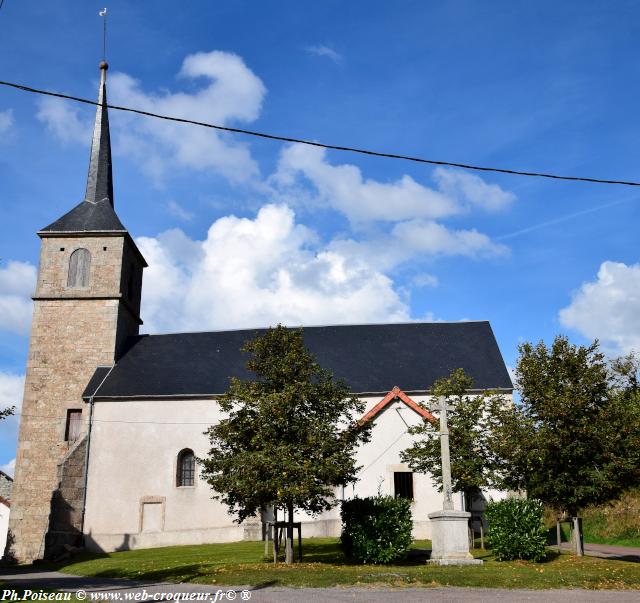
left=6, top=62, right=147, bottom=562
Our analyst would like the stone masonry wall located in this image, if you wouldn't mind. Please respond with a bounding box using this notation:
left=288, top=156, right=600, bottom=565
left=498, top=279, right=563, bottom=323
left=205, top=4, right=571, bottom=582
left=47, top=437, right=88, bottom=557
left=7, top=233, right=142, bottom=562
left=0, top=474, right=12, bottom=500
left=36, top=236, right=125, bottom=298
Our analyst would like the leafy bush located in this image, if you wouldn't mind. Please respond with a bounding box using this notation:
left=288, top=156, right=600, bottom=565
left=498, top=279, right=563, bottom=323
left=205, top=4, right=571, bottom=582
left=340, top=495, right=413, bottom=564
left=485, top=497, right=547, bottom=561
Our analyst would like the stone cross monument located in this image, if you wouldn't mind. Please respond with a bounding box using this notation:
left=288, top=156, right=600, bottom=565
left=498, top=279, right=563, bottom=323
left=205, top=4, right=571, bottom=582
left=438, top=395, right=455, bottom=511
left=427, top=395, right=482, bottom=565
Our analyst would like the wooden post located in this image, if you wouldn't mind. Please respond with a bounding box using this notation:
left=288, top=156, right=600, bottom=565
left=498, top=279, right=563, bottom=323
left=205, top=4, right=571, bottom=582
left=265, top=522, right=272, bottom=557
left=298, top=524, right=302, bottom=562
left=285, top=503, right=294, bottom=564
left=480, top=521, right=484, bottom=550
left=273, top=525, right=278, bottom=564
left=556, top=520, right=562, bottom=553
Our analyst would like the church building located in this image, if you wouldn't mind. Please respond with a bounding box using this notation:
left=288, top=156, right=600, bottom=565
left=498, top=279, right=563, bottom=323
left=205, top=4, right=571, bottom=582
left=7, top=62, right=512, bottom=562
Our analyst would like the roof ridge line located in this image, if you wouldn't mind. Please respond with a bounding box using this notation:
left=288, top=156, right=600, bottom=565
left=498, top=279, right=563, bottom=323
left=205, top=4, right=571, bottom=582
left=134, top=320, right=491, bottom=337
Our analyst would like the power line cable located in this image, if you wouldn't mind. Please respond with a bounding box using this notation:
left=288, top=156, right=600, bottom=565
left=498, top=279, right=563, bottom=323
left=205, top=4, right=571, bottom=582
left=8, top=410, right=361, bottom=428
left=359, top=428, right=410, bottom=476
left=1, top=78, right=639, bottom=187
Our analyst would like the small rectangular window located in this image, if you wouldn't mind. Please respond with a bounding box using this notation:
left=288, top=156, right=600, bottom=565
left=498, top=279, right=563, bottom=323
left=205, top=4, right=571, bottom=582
left=65, top=409, right=82, bottom=442
left=394, top=472, right=414, bottom=500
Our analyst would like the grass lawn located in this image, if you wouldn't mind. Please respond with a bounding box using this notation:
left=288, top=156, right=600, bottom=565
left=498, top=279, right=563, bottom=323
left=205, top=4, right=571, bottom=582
left=44, top=538, right=640, bottom=590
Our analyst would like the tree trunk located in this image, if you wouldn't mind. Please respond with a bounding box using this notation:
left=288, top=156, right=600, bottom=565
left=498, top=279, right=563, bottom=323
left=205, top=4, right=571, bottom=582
left=272, top=507, right=278, bottom=564
left=285, top=502, right=294, bottom=565
left=571, top=516, right=584, bottom=556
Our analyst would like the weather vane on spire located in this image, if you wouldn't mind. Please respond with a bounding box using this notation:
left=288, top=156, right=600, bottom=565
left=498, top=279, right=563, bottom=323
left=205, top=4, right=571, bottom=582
left=99, top=8, right=108, bottom=62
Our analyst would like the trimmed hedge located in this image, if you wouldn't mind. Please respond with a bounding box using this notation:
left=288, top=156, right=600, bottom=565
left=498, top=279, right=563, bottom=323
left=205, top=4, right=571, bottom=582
left=485, top=497, right=548, bottom=561
left=340, top=495, right=413, bottom=564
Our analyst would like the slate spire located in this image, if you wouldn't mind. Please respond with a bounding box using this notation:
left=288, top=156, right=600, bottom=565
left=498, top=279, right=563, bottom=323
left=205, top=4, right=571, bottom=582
left=39, top=61, right=126, bottom=234
left=85, top=60, right=114, bottom=206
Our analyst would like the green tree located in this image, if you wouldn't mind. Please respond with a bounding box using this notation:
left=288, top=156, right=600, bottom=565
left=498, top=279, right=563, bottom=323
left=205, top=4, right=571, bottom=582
left=490, top=337, right=640, bottom=552
left=603, top=352, right=640, bottom=491
left=401, top=368, right=504, bottom=509
left=199, top=325, right=371, bottom=564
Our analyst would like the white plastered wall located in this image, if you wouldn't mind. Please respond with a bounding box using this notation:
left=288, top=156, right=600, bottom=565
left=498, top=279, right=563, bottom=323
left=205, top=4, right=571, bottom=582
left=83, top=391, right=511, bottom=552
left=83, top=399, right=246, bottom=552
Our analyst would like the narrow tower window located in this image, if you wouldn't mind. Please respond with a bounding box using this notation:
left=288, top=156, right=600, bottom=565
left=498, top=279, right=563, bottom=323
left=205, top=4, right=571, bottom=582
left=67, top=248, right=91, bottom=288
left=176, top=449, right=196, bottom=487
left=65, top=409, right=82, bottom=442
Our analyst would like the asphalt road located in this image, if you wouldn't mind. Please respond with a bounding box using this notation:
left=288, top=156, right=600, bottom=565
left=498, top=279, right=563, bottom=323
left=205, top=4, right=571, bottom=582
left=1, top=567, right=639, bottom=603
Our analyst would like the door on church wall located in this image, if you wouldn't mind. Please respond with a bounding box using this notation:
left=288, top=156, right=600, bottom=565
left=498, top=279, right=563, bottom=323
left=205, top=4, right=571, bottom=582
left=141, top=502, right=163, bottom=533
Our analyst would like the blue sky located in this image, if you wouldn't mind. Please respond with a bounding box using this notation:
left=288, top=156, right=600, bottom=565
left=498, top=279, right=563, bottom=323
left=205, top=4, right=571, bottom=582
left=1, top=1, right=639, bottom=472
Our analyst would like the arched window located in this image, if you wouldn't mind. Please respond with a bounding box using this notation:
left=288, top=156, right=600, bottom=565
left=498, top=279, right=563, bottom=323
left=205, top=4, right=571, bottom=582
left=176, top=449, right=195, bottom=487
left=67, top=248, right=91, bottom=288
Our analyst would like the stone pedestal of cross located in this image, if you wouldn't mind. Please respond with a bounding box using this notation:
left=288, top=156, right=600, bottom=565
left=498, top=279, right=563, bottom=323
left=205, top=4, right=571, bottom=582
left=426, top=395, right=483, bottom=565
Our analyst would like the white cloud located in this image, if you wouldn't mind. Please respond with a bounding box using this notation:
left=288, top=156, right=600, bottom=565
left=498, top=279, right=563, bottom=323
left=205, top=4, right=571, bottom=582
left=0, top=109, right=14, bottom=134
left=109, top=51, right=265, bottom=184
left=0, top=371, right=24, bottom=478
left=391, top=219, right=508, bottom=258
left=273, top=144, right=459, bottom=224
left=36, top=99, right=91, bottom=144
left=0, top=372, right=23, bottom=414
left=412, top=273, right=439, bottom=288
left=327, top=218, right=507, bottom=276
left=0, top=260, right=37, bottom=335
left=0, top=458, right=15, bottom=478
left=137, top=204, right=409, bottom=333
left=559, top=261, right=640, bottom=356
left=271, top=145, right=512, bottom=271
left=166, top=200, right=193, bottom=221
left=272, top=144, right=516, bottom=227
left=306, top=45, right=343, bottom=63
left=38, top=50, right=266, bottom=185
left=433, top=168, right=516, bottom=212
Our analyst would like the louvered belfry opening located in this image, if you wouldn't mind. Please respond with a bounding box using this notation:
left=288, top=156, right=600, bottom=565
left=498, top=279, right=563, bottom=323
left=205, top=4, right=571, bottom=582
left=67, top=248, right=91, bottom=288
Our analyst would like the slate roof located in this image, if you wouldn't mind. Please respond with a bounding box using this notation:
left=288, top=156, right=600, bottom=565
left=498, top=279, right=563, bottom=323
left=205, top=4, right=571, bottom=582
left=39, top=198, right=127, bottom=234
left=83, top=321, right=512, bottom=400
